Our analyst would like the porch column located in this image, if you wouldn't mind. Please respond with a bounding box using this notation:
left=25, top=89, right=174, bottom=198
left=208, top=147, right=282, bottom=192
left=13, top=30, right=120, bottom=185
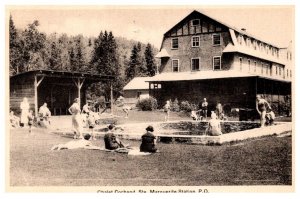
left=34, top=75, right=45, bottom=117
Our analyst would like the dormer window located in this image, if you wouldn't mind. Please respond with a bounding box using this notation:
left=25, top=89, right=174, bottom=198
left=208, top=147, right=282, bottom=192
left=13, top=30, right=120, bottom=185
left=247, top=38, right=251, bottom=47
left=191, top=19, right=200, bottom=26
left=171, top=38, right=179, bottom=49
left=253, top=40, right=257, bottom=50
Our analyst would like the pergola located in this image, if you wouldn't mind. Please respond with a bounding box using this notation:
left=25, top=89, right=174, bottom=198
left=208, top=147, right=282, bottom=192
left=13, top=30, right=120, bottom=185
left=10, top=70, right=115, bottom=116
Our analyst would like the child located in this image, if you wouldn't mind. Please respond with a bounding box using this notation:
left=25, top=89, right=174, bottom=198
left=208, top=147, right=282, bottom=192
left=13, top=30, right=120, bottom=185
left=164, top=100, right=171, bottom=121
left=28, top=110, right=34, bottom=134
left=205, top=111, right=222, bottom=136
left=87, top=112, right=97, bottom=140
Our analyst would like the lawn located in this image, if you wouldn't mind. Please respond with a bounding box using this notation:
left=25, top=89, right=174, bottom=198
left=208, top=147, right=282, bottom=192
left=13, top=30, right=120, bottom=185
left=9, top=126, right=292, bottom=186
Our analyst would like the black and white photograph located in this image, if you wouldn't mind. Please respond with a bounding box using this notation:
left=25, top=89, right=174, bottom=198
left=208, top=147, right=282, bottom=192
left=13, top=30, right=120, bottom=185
left=5, top=3, right=295, bottom=193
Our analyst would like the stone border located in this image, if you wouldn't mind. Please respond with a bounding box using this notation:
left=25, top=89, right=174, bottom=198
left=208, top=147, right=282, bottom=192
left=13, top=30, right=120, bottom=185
left=52, top=122, right=292, bottom=145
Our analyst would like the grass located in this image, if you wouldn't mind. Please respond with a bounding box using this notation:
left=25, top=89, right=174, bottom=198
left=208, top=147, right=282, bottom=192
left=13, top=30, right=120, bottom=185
left=10, top=126, right=292, bottom=186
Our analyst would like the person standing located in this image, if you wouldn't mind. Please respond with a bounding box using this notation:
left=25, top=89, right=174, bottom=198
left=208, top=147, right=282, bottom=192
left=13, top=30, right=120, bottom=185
left=28, top=110, right=34, bottom=134
left=68, top=98, right=83, bottom=139
left=256, top=95, right=273, bottom=127
left=20, top=97, right=29, bottom=127
left=201, top=98, right=208, bottom=119
left=215, top=103, right=223, bottom=120
left=164, top=100, right=171, bottom=121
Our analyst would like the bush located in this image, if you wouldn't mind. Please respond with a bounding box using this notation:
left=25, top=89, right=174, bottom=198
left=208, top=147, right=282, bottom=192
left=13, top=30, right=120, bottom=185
left=170, top=98, right=180, bottom=112
left=136, top=97, right=158, bottom=111
left=180, top=101, right=197, bottom=112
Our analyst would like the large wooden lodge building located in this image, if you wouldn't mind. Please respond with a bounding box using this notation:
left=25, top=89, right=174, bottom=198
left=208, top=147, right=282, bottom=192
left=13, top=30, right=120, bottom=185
left=150, top=10, right=292, bottom=114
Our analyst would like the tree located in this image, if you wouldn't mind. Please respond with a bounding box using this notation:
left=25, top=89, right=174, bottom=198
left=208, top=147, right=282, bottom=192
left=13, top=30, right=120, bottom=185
left=125, top=44, right=139, bottom=82
left=9, top=15, right=19, bottom=75
left=90, top=31, right=123, bottom=99
left=144, top=43, right=157, bottom=76
left=19, top=20, right=46, bottom=72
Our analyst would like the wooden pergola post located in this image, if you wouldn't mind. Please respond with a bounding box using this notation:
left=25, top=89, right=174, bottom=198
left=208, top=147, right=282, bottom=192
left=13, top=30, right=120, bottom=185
left=73, top=78, right=85, bottom=108
left=34, top=75, right=45, bottom=117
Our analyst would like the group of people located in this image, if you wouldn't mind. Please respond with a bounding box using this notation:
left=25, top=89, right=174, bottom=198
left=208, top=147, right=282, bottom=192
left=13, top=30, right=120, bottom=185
left=10, top=98, right=51, bottom=133
left=52, top=123, right=158, bottom=154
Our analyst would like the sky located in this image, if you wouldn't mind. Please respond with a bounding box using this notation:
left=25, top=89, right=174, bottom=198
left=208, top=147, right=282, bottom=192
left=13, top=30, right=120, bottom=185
left=8, top=5, right=294, bottom=48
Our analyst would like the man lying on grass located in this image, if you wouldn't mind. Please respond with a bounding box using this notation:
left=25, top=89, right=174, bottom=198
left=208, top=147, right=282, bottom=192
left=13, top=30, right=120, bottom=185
left=51, top=134, right=98, bottom=150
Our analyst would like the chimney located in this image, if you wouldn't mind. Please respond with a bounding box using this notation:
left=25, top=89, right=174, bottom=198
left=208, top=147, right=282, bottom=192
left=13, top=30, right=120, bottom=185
left=241, top=28, right=246, bottom=31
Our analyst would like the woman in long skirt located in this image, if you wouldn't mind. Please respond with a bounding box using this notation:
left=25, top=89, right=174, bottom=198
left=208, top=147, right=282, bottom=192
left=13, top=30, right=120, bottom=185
left=68, top=98, right=83, bottom=139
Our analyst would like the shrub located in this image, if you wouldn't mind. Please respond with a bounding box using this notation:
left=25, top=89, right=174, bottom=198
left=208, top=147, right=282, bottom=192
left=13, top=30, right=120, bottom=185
left=180, top=101, right=197, bottom=112
left=170, top=98, right=180, bottom=112
left=136, top=97, right=158, bottom=111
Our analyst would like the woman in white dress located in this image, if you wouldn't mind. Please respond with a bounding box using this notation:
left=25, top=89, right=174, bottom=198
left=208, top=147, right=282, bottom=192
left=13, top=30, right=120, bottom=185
left=20, top=97, right=29, bottom=126
left=68, top=98, right=83, bottom=139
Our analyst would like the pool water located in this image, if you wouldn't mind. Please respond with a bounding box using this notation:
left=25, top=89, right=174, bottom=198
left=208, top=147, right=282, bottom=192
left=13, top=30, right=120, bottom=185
left=162, top=121, right=264, bottom=136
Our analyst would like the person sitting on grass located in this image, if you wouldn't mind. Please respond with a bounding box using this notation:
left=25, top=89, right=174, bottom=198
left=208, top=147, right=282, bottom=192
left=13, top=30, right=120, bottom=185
left=140, top=125, right=158, bottom=153
left=104, top=124, right=126, bottom=150
left=51, top=134, right=95, bottom=150
left=10, top=111, right=20, bottom=128
left=205, top=111, right=222, bottom=136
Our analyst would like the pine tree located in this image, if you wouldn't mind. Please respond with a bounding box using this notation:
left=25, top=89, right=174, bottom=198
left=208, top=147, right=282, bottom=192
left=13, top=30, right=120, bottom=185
left=125, top=44, right=138, bottom=82
left=144, top=43, right=157, bottom=76
left=9, top=15, right=19, bottom=75
left=90, top=30, right=123, bottom=99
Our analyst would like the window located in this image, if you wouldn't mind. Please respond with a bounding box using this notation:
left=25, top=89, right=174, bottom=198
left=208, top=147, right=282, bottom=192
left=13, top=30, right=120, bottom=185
left=253, top=40, right=257, bottom=50
left=247, top=38, right=251, bottom=47
left=248, top=59, right=251, bottom=71
left=238, top=35, right=243, bottom=45
left=279, top=67, right=281, bottom=76
left=261, top=63, right=263, bottom=74
left=191, top=19, right=200, bottom=26
left=260, top=43, right=263, bottom=51
left=290, top=70, right=292, bottom=77
left=266, top=65, right=268, bottom=75
left=212, top=34, right=221, bottom=45
left=191, top=58, right=200, bottom=71
left=171, top=38, right=178, bottom=49
left=239, top=57, right=243, bottom=70
left=137, top=91, right=142, bottom=98
left=172, top=59, right=179, bottom=72
left=276, top=66, right=278, bottom=75
left=287, top=69, right=289, bottom=78
left=191, top=36, right=200, bottom=47
left=254, top=61, right=257, bottom=72
left=213, top=56, right=221, bottom=70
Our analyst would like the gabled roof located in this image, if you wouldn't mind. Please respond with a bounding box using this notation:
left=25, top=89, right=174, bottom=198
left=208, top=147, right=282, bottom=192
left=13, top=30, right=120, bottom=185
left=164, top=10, right=283, bottom=48
left=123, top=77, right=153, bottom=90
